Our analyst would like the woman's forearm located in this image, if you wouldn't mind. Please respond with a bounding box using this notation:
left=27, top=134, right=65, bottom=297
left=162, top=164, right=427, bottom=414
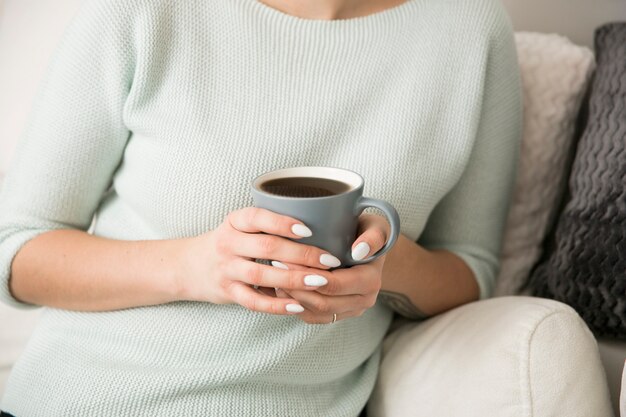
left=379, top=234, right=479, bottom=318
left=9, top=228, right=478, bottom=315
left=10, top=229, right=185, bottom=311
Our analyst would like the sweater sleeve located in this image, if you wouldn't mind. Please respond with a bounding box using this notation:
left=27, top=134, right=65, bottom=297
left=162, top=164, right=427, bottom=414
left=416, top=12, right=523, bottom=300
left=0, top=0, right=135, bottom=309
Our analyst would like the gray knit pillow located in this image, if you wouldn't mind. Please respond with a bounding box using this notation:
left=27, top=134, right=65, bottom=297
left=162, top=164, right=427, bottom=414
left=528, top=22, right=626, bottom=339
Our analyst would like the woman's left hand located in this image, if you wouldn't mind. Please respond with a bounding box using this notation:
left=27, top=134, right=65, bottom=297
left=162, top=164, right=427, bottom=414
left=273, top=213, right=391, bottom=324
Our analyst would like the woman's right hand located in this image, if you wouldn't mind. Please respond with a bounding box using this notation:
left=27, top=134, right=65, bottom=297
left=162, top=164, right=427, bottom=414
left=176, top=207, right=342, bottom=315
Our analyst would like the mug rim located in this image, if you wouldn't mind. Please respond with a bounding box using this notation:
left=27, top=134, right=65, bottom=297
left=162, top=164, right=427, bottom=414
left=251, top=166, right=364, bottom=200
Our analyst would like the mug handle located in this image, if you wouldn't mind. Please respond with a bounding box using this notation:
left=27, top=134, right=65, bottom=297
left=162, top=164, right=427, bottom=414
left=350, top=196, right=401, bottom=265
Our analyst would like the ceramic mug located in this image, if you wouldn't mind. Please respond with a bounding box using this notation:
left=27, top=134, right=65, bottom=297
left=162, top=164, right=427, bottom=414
left=251, top=166, right=400, bottom=267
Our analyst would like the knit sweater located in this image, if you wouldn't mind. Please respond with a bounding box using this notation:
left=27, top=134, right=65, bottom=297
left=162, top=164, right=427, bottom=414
left=0, top=0, right=522, bottom=415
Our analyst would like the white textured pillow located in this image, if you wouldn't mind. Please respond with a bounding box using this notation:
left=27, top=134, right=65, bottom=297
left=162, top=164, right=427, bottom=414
left=495, top=32, right=595, bottom=296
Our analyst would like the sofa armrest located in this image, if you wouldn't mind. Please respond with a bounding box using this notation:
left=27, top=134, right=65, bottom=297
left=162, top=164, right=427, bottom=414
left=369, top=297, right=613, bottom=417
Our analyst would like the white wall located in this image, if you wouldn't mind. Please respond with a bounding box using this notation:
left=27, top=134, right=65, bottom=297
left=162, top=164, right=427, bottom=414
left=0, top=0, right=82, bottom=172
left=1, top=0, right=626, bottom=172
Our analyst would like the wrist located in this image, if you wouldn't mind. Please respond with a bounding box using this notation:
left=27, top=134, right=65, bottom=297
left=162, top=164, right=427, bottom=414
left=169, top=232, right=226, bottom=304
left=168, top=235, right=201, bottom=302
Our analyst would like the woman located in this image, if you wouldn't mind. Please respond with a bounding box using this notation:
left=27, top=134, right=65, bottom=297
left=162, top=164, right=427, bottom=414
left=0, top=0, right=521, bottom=415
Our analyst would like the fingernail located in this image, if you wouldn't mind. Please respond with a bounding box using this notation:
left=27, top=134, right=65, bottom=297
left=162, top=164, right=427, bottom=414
left=351, top=242, right=370, bottom=261
left=320, top=253, right=341, bottom=268
left=304, top=274, right=328, bottom=287
left=271, top=260, right=289, bottom=270
left=286, top=304, right=304, bottom=313
left=291, top=224, right=312, bottom=237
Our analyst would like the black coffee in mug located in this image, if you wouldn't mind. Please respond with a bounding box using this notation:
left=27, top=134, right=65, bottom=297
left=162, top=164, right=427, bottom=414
left=259, top=176, right=352, bottom=198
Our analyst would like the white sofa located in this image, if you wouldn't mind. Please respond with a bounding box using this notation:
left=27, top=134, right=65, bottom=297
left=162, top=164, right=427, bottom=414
left=1, top=1, right=625, bottom=416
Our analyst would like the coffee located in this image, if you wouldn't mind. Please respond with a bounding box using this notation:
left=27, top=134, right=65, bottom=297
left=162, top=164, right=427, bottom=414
left=259, top=177, right=351, bottom=198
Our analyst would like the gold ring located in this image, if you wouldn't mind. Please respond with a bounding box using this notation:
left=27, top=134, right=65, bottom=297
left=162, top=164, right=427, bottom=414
left=331, top=313, right=337, bottom=324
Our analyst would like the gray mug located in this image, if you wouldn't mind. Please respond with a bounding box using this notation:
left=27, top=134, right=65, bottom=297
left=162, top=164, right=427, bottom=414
left=251, top=166, right=400, bottom=267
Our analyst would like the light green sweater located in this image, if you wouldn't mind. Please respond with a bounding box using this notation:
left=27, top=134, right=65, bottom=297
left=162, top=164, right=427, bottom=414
left=0, top=0, right=522, bottom=415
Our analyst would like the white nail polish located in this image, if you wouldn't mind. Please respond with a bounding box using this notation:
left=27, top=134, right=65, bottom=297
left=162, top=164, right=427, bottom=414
left=320, top=253, right=341, bottom=268
left=304, top=274, right=328, bottom=286
left=271, top=260, right=289, bottom=270
left=286, top=304, right=304, bottom=313
left=351, top=242, right=370, bottom=261
left=291, top=224, right=312, bottom=237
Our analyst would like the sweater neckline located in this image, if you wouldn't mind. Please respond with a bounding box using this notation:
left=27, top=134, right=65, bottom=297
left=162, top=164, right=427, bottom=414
left=242, top=0, right=422, bottom=29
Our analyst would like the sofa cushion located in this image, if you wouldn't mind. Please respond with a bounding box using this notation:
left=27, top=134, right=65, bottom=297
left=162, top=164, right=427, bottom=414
left=494, top=32, right=595, bottom=296
left=368, top=297, right=613, bottom=417
left=528, top=23, right=626, bottom=338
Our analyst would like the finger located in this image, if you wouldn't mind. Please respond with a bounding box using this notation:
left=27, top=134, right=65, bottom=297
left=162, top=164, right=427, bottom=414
left=281, top=288, right=373, bottom=315
left=351, top=216, right=389, bottom=261
left=229, top=232, right=341, bottom=269
left=275, top=289, right=360, bottom=324
left=228, top=207, right=313, bottom=239
left=271, top=260, right=379, bottom=296
left=300, top=310, right=369, bottom=325
left=324, top=263, right=383, bottom=296
left=287, top=303, right=367, bottom=325
left=275, top=288, right=290, bottom=298
left=270, top=260, right=304, bottom=271
left=226, top=258, right=330, bottom=290
left=226, top=281, right=305, bottom=315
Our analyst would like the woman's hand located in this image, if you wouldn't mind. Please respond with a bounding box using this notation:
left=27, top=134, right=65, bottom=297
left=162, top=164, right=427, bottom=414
left=274, top=213, right=391, bottom=324
left=177, top=207, right=344, bottom=315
